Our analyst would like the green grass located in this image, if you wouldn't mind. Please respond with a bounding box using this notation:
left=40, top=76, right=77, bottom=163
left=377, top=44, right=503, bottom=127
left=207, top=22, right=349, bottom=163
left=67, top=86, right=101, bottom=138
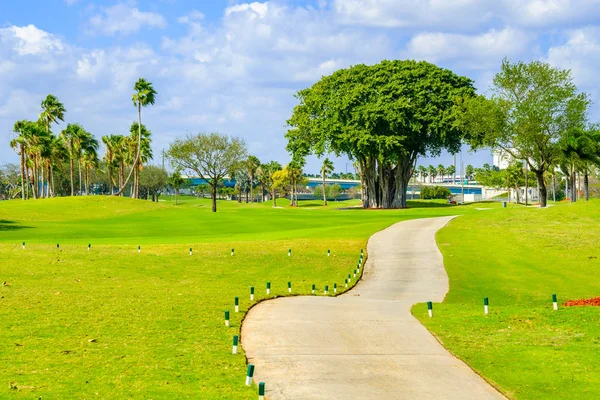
left=414, top=200, right=600, bottom=399
left=0, top=196, right=468, bottom=399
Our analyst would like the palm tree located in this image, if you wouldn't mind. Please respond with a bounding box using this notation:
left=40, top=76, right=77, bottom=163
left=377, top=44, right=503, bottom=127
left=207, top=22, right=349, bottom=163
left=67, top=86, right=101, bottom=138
left=559, top=125, right=600, bottom=202
left=119, top=78, right=157, bottom=198
left=111, top=135, right=127, bottom=196
left=246, top=155, right=261, bottom=203
left=80, top=133, right=99, bottom=195
left=427, top=165, right=436, bottom=184
left=39, top=94, right=66, bottom=135
left=102, top=135, right=117, bottom=194
left=60, top=123, right=86, bottom=196
left=168, top=169, right=186, bottom=205
left=437, top=164, right=446, bottom=184
left=11, top=120, right=33, bottom=200
left=466, top=164, right=474, bottom=183
left=446, top=165, right=456, bottom=184
left=417, top=165, right=427, bottom=183
left=286, top=159, right=304, bottom=207
left=128, top=122, right=152, bottom=197
left=321, top=157, right=334, bottom=206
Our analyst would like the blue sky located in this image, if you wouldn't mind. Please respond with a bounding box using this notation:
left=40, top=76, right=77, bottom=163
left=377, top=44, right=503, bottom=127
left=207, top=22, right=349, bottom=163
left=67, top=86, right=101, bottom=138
left=2, top=0, right=600, bottom=174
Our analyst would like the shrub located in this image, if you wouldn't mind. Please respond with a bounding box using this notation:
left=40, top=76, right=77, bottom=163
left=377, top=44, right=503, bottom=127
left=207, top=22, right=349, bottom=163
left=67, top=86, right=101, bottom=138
left=421, top=186, right=452, bottom=199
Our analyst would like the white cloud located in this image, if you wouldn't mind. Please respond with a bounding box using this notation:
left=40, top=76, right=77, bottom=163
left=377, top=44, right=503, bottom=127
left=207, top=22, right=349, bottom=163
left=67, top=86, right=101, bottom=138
left=334, top=0, right=600, bottom=30
left=0, top=25, right=64, bottom=56
left=88, top=3, right=167, bottom=36
left=405, top=28, right=533, bottom=69
left=225, top=2, right=270, bottom=18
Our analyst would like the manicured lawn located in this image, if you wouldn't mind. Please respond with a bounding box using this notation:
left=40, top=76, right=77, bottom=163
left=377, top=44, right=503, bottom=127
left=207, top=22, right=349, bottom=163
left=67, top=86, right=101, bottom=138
left=415, top=201, right=600, bottom=399
left=0, top=196, right=464, bottom=399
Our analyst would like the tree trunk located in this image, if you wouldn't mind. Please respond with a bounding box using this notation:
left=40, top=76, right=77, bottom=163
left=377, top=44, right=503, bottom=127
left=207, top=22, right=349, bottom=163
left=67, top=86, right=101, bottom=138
left=536, top=170, right=547, bottom=207
left=119, top=162, right=124, bottom=197
left=552, top=174, right=556, bottom=202
left=272, top=189, right=277, bottom=207
left=515, top=185, right=520, bottom=203
left=78, top=160, right=83, bottom=195
left=524, top=163, right=528, bottom=206
left=570, top=166, right=576, bottom=203
left=584, top=170, right=589, bottom=201
left=322, top=170, right=327, bottom=206
left=70, top=140, right=75, bottom=196
left=260, top=183, right=265, bottom=202
left=47, top=164, right=53, bottom=197
left=20, top=144, right=26, bottom=200
left=250, top=172, right=254, bottom=203
left=211, top=182, right=217, bottom=212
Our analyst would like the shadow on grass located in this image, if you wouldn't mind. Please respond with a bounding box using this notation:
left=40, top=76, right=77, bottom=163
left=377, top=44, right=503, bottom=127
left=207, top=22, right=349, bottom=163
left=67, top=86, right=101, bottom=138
left=335, top=200, right=455, bottom=210
left=0, top=220, right=32, bottom=232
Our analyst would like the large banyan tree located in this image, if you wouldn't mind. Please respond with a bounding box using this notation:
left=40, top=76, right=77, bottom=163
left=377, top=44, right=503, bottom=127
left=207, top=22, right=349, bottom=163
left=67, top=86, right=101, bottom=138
left=286, top=60, right=475, bottom=208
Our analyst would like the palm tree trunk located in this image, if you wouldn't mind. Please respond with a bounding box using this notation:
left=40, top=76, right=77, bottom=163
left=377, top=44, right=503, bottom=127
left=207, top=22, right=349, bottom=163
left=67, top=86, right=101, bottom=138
left=273, top=189, right=277, bottom=207
left=119, top=163, right=124, bottom=197
left=250, top=173, right=254, bottom=203
left=552, top=174, right=556, bottom=202
left=70, top=141, right=75, bottom=196
left=51, top=165, right=55, bottom=197
left=261, top=183, right=265, bottom=202
left=570, top=166, right=576, bottom=203
left=322, top=171, right=327, bottom=206
left=20, top=144, right=26, bottom=200
left=79, top=160, right=83, bottom=195
left=47, top=164, right=53, bottom=197
left=584, top=170, right=589, bottom=201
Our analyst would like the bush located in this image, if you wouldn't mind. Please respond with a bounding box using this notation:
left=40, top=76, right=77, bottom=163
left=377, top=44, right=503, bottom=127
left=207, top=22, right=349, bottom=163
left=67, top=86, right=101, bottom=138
left=421, top=186, right=452, bottom=199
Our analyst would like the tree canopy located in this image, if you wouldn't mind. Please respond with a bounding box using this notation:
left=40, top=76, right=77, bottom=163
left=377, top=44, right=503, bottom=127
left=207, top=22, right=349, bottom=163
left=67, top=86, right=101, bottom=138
left=286, top=59, right=475, bottom=208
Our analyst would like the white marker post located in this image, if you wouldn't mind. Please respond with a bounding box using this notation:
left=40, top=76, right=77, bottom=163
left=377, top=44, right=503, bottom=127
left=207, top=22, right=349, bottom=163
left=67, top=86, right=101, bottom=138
left=22, top=242, right=25, bottom=249
left=234, top=297, right=239, bottom=313
left=327, top=249, right=330, bottom=257
left=232, top=335, right=238, bottom=354
left=189, top=247, right=193, bottom=256
left=138, top=245, right=141, bottom=253
left=311, top=284, right=315, bottom=294
left=484, top=297, right=489, bottom=315
left=266, top=282, right=271, bottom=295
left=258, top=382, right=265, bottom=400
left=288, top=281, right=292, bottom=293
left=353, top=269, right=357, bottom=278
left=88, top=244, right=91, bottom=251
left=348, top=273, right=351, bottom=283
left=225, top=310, right=230, bottom=327
left=57, top=243, right=60, bottom=249
left=288, top=249, right=291, bottom=257
left=246, top=364, right=255, bottom=386
left=345, top=278, right=348, bottom=288
left=250, top=286, right=254, bottom=301
left=231, top=248, right=235, bottom=256
left=324, top=285, right=328, bottom=295
left=334, top=283, right=337, bottom=293
left=427, top=301, right=433, bottom=318
left=552, top=294, right=558, bottom=311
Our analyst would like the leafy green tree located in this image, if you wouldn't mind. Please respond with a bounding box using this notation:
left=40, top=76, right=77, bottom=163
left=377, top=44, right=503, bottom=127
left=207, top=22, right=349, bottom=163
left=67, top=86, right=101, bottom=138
left=139, top=165, right=168, bottom=201
left=320, top=157, right=334, bottom=206
left=245, top=155, right=261, bottom=203
left=262, top=161, right=282, bottom=207
left=119, top=78, right=157, bottom=198
left=558, top=125, right=600, bottom=202
left=437, top=164, right=446, bottom=184
left=460, top=59, right=590, bottom=207
left=286, top=60, right=474, bottom=208
left=168, top=169, right=186, bottom=204
left=329, top=183, right=342, bottom=200
left=167, top=133, right=247, bottom=212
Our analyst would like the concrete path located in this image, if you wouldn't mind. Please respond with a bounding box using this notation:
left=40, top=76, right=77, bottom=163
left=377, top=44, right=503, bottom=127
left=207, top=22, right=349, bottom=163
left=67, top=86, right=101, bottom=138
left=241, top=216, right=505, bottom=400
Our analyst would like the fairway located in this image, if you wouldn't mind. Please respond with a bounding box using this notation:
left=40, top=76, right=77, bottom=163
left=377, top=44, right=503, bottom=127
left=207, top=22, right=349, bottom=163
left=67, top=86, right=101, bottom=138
left=1, top=196, right=467, bottom=399
left=415, top=201, right=600, bottom=399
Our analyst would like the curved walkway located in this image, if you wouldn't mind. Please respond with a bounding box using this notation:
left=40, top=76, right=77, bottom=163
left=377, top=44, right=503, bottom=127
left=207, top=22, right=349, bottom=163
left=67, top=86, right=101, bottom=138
left=241, top=216, right=505, bottom=400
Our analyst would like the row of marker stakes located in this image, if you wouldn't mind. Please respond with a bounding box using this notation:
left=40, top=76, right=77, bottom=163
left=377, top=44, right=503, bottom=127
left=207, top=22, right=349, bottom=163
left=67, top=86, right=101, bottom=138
left=426, top=293, right=562, bottom=317
left=21, top=243, right=343, bottom=259
left=224, top=248, right=365, bottom=399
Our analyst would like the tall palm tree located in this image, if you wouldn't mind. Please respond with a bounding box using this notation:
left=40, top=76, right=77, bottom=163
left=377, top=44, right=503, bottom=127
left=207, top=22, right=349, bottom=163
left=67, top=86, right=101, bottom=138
left=60, top=123, right=87, bottom=196
left=246, top=155, right=261, bottom=203
left=39, top=94, right=66, bottom=135
left=102, top=135, right=121, bottom=195
left=129, top=122, right=153, bottom=197
left=437, top=164, right=446, bottom=184
left=11, top=120, right=33, bottom=200
left=119, top=78, right=157, bottom=198
left=320, top=157, right=334, bottom=206
left=427, top=165, right=436, bottom=183
left=112, top=135, right=127, bottom=196
left=286, top=159, right=304, bottom=207
left=81, top=147, right=99, bottom=195
left=417, top=165, right=427, bottom=182
left=24, top=121, right=49, bottom=199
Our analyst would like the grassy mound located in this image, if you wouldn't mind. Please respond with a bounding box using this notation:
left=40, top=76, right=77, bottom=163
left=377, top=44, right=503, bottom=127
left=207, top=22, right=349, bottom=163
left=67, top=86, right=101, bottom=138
left=0, top=196, right=465, bottom=398
left=415, top=200, right=600, bottom=399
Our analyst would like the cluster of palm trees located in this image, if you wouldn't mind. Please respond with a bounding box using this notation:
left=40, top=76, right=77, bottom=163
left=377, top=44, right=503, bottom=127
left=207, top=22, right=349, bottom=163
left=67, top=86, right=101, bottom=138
left=416, top=164, right=470, bottom=184
left=8, top=78, right=157, bottom=200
